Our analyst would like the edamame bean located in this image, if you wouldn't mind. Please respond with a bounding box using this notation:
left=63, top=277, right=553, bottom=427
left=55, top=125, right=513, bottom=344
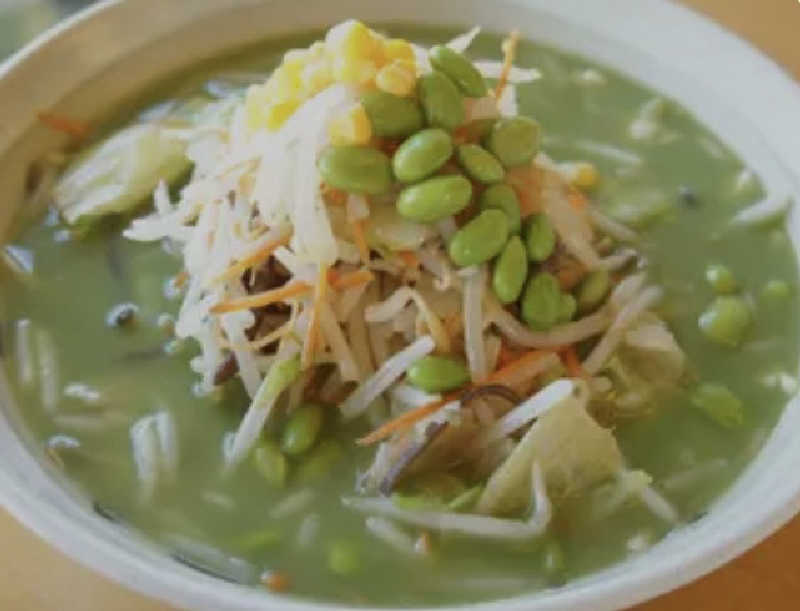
left=429, top=45, right=488, bottom=97
left=296, top=439, right=343, bottom=484
left=521, top=272, right=562, bottom=330
left=448, top=209, right=509, bottom=267
left=558, top=293, right=577, bottom=323
left=524, top=213, right=556, bottom=262
left=486, top=116, right=540, bottom=167
left=577, top=270, right=610, bottom=313
left=480, top=183, right=521, bottom=234
left=705, top=263, right=737, bottom=294
left=281, top=403, right=324, bottom=456
left=396, top=175, right=472, bottom=223
left=456, top=144, right=505, bottom=184
left=417, top=71, right=465, bottom=131
left=492, top=236, right=527, bottom=304
left=691, top=382, right=744, bottom=428
left=252, top=441, right=288, bottom=488
left=698, top=296, right=751, bottom=347
left=392, top=128, right=453, bottom=183
left=361, top=90, right=424, bottom=137
left=407, top=355, right=470, bottom=392
left=317, top=146, right=392, bottom=195
left=763, top=279, right=790, bottom=300
left=328, top=540, right=361, bottom=576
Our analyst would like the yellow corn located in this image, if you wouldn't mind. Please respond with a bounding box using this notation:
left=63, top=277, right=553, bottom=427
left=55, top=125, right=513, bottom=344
left=332, top=55, right=377, bottom=85
left=328, top=103, right=373, bottom=146
left=571, top=161, right=599, bottom=190
left=383, top=38, right=416, bottom=64
left=375, top=59, right=417, bottom=96
left=325, top=19, right=382, bottom=63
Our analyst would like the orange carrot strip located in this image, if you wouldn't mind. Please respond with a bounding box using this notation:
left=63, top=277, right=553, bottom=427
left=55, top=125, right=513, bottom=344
left=173, top=270, right=189, bottom=288
left=397, top=250, right=419, bottom=269
left=301, top=266, right=328, bottom=370
left=493, top=30, right=520, bottom=100
left=356, top=392, right=460, bottom=446
left=329, top=268, right=373, bottom=290
left=351, top=219, right=370, bottom=265
left=561, top=346, right=586, bottom=379
left=213, top=233, right=291, bottom=283
left=496, top=342, right=521, bottom=369
left=210, top=282, right=311, bottom=314
left=37, top=111, right=90, bottom=139
left=568, top=189, right=588, bottom=211
left=485, top=349, right=558, bottom=385
left=262, top=571, right=291, bottom=593
left=556, top=265, right=586, bottom=291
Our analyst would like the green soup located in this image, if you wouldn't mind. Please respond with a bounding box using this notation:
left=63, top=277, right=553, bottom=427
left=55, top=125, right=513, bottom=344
left=1, top=24, right=797, bottom=607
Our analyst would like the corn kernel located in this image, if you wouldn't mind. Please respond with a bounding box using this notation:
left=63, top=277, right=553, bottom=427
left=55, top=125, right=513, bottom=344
left=263, top=100, right=301, bottom=130
left=375, top=59, right=417, bottom=96
left=332, top=55, right=377, bottom=85
left=383, top=38, right=416, bottom=64
left=300, top=59, right=334, bottom=96
left=328, top=103, right=373, bottom=146
left=572, top=161, right=599, bottom=190
left=325, top=20, right=381, bottom=63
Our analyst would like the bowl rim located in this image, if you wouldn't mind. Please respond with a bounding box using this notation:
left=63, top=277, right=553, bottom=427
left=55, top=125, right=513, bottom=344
left=1, top=1, right=800, bottom=610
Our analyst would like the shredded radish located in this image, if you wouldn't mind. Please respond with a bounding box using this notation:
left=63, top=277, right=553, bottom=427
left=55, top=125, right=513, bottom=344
left=318, top=299, right=361, bottom=382
left=15, top=319, right=34, bottom=388
left=464, top=266, right=488, bottom=381
left=446, top=26, right=481, bottom=52
left=269, top=488, right=316, bottom=519
left=35, top=328, right=59, bottom=413
left=588, top=208, right=639, bottom=243
left=365, top=517, right=421, bottom=555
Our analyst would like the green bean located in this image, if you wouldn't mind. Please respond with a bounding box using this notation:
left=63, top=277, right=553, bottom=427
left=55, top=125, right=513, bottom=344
left=558, top=293, right=577, bottom=323
left=252, top=441, right=288, bottom=488
left=691, top=382, right=744, bottom=428
left=417, top=71, right=465, bottom=131
left=264, top=354, right=302, bottom=397
left=524, top=213, right=556, bottom=262
left=407, top=355, right=470, bottom=392
left=480, top=183, right=521, bottom=234
left=396, top=175, right=472, bottom=223
left=492, top=236, right=527, bottom=304
left=281, top=403, right=324, bottom=456
left=698, top=296, right=751, bottom=347
left=429, top=45, right=488, bottom=97
left=521, top=272, right=562, bottom=330
left=317, top=146, right=392, bottom=195
left=486, top=116, right=540, bottom=167
left=327, top=540, right=361, bottom=576
left=762, top=279, right=791, bottom=300
left=296, top=439, right=343, bottom=484
left=448, top=209, right=509, bottom=267
left=577, top=270, right=610, bottom=313
left=705, top=263, right=737, bottom=294
left=360, top=90, right=424, bottom=137
left=392, top=128, right=453, bottom=183
left=456, top=144, right=505, bottom=184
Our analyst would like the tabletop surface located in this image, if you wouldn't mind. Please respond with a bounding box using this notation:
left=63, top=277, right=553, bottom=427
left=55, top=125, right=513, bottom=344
left=1, top=0, right=799, bottom=609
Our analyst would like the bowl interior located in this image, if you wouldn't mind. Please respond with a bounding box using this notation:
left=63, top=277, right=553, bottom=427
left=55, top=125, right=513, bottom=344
left=1, top=1, right=800, bottom=610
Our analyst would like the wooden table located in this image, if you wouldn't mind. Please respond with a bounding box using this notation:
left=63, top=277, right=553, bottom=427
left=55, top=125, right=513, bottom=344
left=1, top=1, right=799, bottom=609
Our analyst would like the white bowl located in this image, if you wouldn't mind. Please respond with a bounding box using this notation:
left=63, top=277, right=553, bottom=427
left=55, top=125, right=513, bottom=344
left=1, top=1, right=799, bottom=609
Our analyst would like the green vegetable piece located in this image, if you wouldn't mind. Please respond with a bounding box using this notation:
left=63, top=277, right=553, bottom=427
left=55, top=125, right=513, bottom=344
left=542, top=539, right=566, bottom=577
left=705, top=263, right=737, bottom=294
left=763, top=279, right=791, bottom=300
left=361, top=90, right=424, bottom=137
left=480, top=183, right=521, bottom=234
left=486, top=116, right=540, bottom=167
left=429, top=45, right=488, bottom=97
left=577, top=270, right=611, bottom=313
left=264, top=354, right=301, bottom=397
left=698, top=296, right=752, bottom=347
left=558, top=293, right=577, bottom=323
left=327, top=540, right=361, bottom=576
left=407, top=355, right=470, bottom=392
left=524, top=213, right=556, bottom=262
left=521, top=272, right=562, bottom=330
left=252, top=441, right=288, bottom=488
left=281, top=403, right=324, bottom=456
left=317, top=146, right=392, bottom=195
left=447, top=486, right=483, bottom=513
left=417, top=71, right=465, bottom=131
left=492, top=235, right=527, bottom=304
left=448, top=209, right=510, bottom=267
left=392, top=128, right=453, bottom=183
left=456, top=144, right=505, bottom=184
left=296, top=439, right=343, bottom=484
left=396, top=175, right=472, bottom=223
left=391, top=493, right=446, bottom=512
left=232, top=526, right=283, bottom=552
left=691, top=382, right=744, bottom=428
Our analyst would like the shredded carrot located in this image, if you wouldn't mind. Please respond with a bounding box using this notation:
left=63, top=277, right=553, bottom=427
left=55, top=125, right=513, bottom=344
left=568, top=188, right=588, bottom=211
left=493, top=29, right=520, bottom=100
left=496, top=342, right=522, bottom=369
left=321, top=184, right=347, bottom=206
left=485, top=349, right=558, bottom=386
left=351, top=219, right=370, bottom=265
left=561, top=346, right=586, bottom=379
left=211, top=281, right=311, bottom=314
left=173, top=270, right=189, bottom=288
left=261, top=571, right=291, bottom=593
left=328, top=268, right=374, bottom=290
left=356, top=393, right=459, bottom=446
left=556, top=264, right=586, bottom=291
left=37, top=111, right=90, bottom=139
left=212, top=233, right=291, bottom=284
left=397, top=250, right=419, bottom=269
left=505, top=166, right=542, bottom=217
left=301, top=266, right=328, bottom=370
